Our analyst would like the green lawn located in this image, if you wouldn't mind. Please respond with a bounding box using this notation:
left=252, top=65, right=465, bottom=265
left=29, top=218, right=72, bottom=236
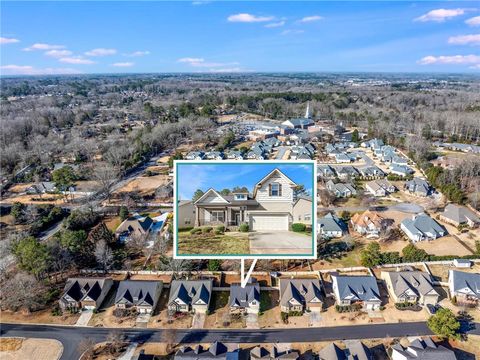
left=178, top=231, right=250, bottom=255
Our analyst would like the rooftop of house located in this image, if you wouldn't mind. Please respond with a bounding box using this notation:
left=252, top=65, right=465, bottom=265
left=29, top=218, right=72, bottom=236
left=351, top=210, right=386, bottom=229
left=279, top=278, right=323, bottom=307
left=401, top=213, right=445, bottom=237
left=391, top=337, right=456, bottom=360
left=114, top=280, right=162, bottom=307
left=318, top=213, right=345, bottom=233
left=229, top=281, right=260, bottom=308
left=318, top=341, right=372, bottom=360
left=168, top=279, right=213, bottom=306
left=383, top=270, right=437, bottom=298
left=441, top=204, right=480, bottom=224
left=332, top=274, right=381, bottom=303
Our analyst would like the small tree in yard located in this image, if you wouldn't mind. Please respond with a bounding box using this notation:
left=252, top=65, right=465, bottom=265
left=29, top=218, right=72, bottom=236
left=427, top=308, right=461, bottom=340
left=208, top=259, right=221, bottom=271
left=360, top=242, right=382, bottom=267
left=77, top=338, right=96, bottom=360
left=119, top=206, right=129, bottom=221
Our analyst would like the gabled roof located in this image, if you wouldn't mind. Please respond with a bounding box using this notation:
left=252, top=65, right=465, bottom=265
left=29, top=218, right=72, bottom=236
left=115, top=280, right=162, bottom=307
left=194, top=188, right=230, bottom=205
left=391, top=337, right=456, bottom=360
left=351, top=210, right=385, bottom=229
left=449, top=270, right=480, bottom=298
left=319, top=341, right=372, bottom=360
left=383, top=271, right=438, bottom=298
left=253, top=168, right=297, bottom=197
left=229, top=282, right=260, bottom=308
left=169, top=279, right=213, bottom=306
left=115, top=215, right=154, bottom=235
left=441, top=204, right=480, bottom=225
left=332, top=274, right=381, bottom=303
left=62, top=277, right=111, bottom=303
left=318, top=213, right=345, bottom=233
left=279, top=278, right=323, bottom=307
left=401, top=214, right=445, bottom=238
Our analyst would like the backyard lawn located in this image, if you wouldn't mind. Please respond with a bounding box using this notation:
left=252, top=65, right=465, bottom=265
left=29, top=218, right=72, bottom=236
left=178, top=230, right=250, bottom=255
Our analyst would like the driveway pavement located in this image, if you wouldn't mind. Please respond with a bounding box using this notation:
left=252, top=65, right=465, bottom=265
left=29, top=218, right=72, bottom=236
left=246, top=313, right=259, bottom=329
left=75, top=309, right=93, bottom=327
left=249, top=231, right=312, bottom=255
left=308, top=311, right=322, bottom=327
left=192, top=313, right=206, bottom=329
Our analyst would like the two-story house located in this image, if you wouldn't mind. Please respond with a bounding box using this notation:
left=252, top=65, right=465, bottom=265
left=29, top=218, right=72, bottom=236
left=193, top=168, right=307, bottom=231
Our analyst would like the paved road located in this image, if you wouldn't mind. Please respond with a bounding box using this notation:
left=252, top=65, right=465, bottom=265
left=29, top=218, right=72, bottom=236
left=2, top=322, right=479, bottom=360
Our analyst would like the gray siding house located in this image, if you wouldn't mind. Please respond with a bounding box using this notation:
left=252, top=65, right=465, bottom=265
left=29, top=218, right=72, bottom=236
left=279, top=278, right=323, bottom=313
left=331, top=274, right=381, bottom=310
left=229, top=281, right=260, bottom=314
left=114, top=280, right=163, bottom=314
left=317, top=213, right=346, bottom=238
left=319, top=341, right=373, bottom=360
left=168, top=279, right=213, bottom=314
left=381, top=271, right=439, bottom=305
left=400, top=213, right=446, bottom=242
left=448, top=270, right=480, bottom=306
left=193, top=168, right=308, bottom=231
left=59, top=277, right=113, bottom=311
left=439, top=204, right=480, bottom=228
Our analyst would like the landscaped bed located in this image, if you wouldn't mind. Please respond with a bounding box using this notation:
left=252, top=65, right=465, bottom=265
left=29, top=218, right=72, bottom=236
left=177, top=230, right=250, bottom=255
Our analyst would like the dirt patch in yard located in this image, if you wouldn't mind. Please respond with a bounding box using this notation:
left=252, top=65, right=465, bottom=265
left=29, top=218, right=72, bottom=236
left=415, top=236, right=473, bottom=256
left=178, top=232, right=250, bottom=255
left=0, top=338, right=23, bottom=351
left=113, top=174, right=169, bottom=196
left=0, top=308, right=79, bottom=325
left=0, top=338, right=62, bottom=360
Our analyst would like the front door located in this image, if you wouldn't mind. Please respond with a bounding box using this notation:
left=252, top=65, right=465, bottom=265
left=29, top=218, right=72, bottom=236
left=235, top=213, right=241, bottom=225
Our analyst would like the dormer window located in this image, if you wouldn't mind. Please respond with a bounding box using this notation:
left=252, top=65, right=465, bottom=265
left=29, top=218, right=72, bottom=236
left=234, top=194, right=246, bottom=200
left=270, top=183, right=281, bottom=197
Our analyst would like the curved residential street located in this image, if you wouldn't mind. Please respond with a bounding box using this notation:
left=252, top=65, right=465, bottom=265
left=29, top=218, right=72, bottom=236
left=2, top=322, right=479, bottom=360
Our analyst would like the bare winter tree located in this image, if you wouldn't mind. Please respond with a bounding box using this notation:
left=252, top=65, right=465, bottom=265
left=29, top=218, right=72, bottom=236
left=77, top=338, right=96, bottom=360
left=94, top=240, right=114, bottom=272
left=0, top=272, right=47, bottom=312
left=92, top=162, right=120, bottom=200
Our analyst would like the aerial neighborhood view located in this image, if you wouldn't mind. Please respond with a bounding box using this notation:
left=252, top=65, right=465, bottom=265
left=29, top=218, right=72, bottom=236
left=1, top=1, right=480, bottom=360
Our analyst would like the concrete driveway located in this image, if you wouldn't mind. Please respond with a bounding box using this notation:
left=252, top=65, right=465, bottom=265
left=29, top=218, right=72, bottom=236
left=249, top=231, right=312, bottom=255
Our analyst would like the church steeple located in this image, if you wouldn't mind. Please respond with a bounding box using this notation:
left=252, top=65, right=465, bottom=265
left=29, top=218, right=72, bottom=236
left=305, top=101, right=311, bottom=119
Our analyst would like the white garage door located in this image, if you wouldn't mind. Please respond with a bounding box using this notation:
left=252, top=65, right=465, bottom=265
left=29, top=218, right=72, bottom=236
left=250, top=214, right=288, bottom=231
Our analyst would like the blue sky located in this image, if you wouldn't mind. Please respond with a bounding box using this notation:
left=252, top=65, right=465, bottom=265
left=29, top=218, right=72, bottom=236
left=1, top=1, right=479, bottom=75
left=176, top=163, right=314, bottom=200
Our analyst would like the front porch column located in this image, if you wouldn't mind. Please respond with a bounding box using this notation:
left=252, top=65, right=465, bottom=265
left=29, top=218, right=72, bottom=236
left=195, top=205, right=200, bottom=227
left=224, top=207, right=228, bottom=227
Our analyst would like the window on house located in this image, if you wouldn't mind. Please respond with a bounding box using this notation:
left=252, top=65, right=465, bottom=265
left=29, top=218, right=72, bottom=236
left=304, top=214, right=311, bottom=221
left=234, top=194, right=246, bottom=200
left=185, top=218, right=191, bottom=225
left=210, top=211, right=224, bottom=222
left=270, top=183, right=280, bottom=196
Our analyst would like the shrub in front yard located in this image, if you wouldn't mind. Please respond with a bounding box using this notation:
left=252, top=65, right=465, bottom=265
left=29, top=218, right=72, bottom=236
left=216, top=225, right=225, bottom=233
left=280, top=312, right=289, bottom=323
left=291, top=223, right=306, bottom=232
left=207, top=259, right=221, bottom=271
left=288, top=310, right=303, bottom=317
left=239, top=223, right=249, bottom=232
left=190, top=228, right=202, bottom=235
left=202, top=226, right=213, bottom=234
left=335, top=304, right=362, bottom=313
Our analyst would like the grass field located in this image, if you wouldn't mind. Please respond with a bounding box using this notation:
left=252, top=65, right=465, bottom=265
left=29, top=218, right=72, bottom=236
left=178, top=231, right=250, bottom=255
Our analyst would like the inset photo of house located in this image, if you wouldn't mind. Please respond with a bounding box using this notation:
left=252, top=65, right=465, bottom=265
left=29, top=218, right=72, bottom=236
left=174, top=160, right=316, bottom=258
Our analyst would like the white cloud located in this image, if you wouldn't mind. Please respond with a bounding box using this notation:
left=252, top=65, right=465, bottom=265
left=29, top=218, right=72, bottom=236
left=470, top=64, right=480, bottom=69
left=299, top=15, right=324, bottom=23
left=112, top=62, right=134, bottom=67
left=418, top=54, right=480, bottom=65
left=192, top=1, right=210, bottom=5
left=84, top=48, right=117, bottom=56
left=59, top=56, right=95, bottom=64
left=281, top=29, right=305, bottom=35
left=178, top=57, right=239, bottom=68
left=265, top=21, right=285, bottom=28
left=44, top=49, right=73, bottom=58
left=227, top=13, right=274, bottom=23
left=0, top=64, right=80, bottom=75
left=448, top=34, right=480, bottom=45
left=0, top=37, right=20, bottom=44
left=415, top=8, right=471, bottom=22
left=23, top=43, right=65, bottom=51
left=124, top=50, right=150, bottom=57
left=466, top=16, right=480, bottom=27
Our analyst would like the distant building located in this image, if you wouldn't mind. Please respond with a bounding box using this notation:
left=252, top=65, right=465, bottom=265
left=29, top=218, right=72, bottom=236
left=279, top=278, right=324, bottom=313
left=317, top=213, right=346, bottom=238
left=250, top=346, right=300, bottom=360
left=114, top=280, right=163, bottom=314
left=350, top=210, right=390, bottom=237
left=168, top=279, right=213, bottom=314
left=59, top=277, right=113, bottom=311
left=448, top=270, right=480, bottom=306
left=326, top=180, right=356, bottom=198
left=331, top=274, right=381, bottom=310
left=404, top=178, right=431, bottom=197
left=175, top=342, right=242, bottom=360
